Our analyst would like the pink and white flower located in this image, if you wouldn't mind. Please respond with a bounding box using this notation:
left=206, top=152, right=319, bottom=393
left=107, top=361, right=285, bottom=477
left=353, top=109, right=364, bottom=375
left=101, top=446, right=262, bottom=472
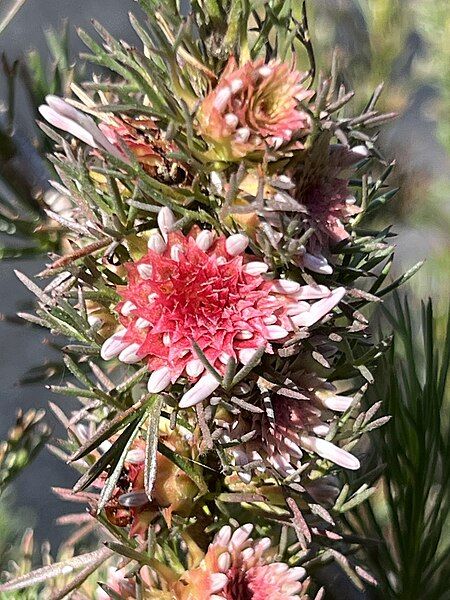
left=197, top=57, right=313, bottom=160
left=39, top=97, right=190, bottom=184
left=177, top=523, right=310, bottom=600
left=292, top=144, right=368, bottom=249
left=100, top=209, right=346, bottom=408
left=220, top=373, right=360, bottom=480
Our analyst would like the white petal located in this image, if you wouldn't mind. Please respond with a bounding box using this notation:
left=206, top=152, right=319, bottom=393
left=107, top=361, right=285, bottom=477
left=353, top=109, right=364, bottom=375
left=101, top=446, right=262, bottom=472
left=219, top=352, right=231, bottom=364
left=303, top=253, right=333, bottom=275
left=100, top=330, right=127, bottom=360
left=258, top=65, right=273, bottom=77
left=283, top=436, right=303, bottom=458
left=148, top=231, right=166, bottom=254
left=210, top=171, right=224, bottom=194
left=317, top=393, right=354, bottom=412
left=224, top=112, right=239, bottom=129
left=137, top=263, right=153, bottom=279
left=238, top=471, right=252, bottom=484
left=157, top=207, right=176, bottom=240
left=42, top=96, right=125, bottom=160
left=87, top=315, right=103, bottom=328
left=217, top=552, right=231, bottom=572
left=39, top=105, right=98, bottom=148
left=126, top=448, right=145, bottom=464
left=312, top=424, right=330, bottom=436
left=136, top=317, right=151, bottom=329
left=186, top=359, right=204, bottom=378
left=291, top=287, right=346, bottom=327
left=118, top=343, right=142, bottom=364
left=269, top=136, right=284, bottom=149
left=292, top=284, right=331, bottom=300
left=286, top=301, right=309, bottom=316
left=225, top=233, right=249, bottom=256
left=300, top=435, right=360, bottom=470
left=147, top=366, right=172, bottom=393
left=236, top=330, right=253, bottom=340
left=238, top=348, right=259, bottom=365
left=266, top=325, right=289, bottom=340
left=196, top=229, right=215, bottom=251
left=235, top=127, right=250, bottom=143
left=120, top=300, right=136, bottom=316
left=170, top=244, right=182, bottom=261
left=243, top=261, right=269, bottom=275
left=230, top=523, right=253, bottom=550
left=179, top=373, right=220, bottom=408
left=286, top=566, right=306, bottom=581
left=263, top=315, right=277, bottom=325
left=271, top=279, right=301, bottom=294
left=213, top=86, right=232, bottom=111
left=230, top=79, right=243, bottom=93
left=352, top=144, right=369, bottom=157
left=214, top=525, right=232, bottom=547
left=209, top=573, right=228, bottom=593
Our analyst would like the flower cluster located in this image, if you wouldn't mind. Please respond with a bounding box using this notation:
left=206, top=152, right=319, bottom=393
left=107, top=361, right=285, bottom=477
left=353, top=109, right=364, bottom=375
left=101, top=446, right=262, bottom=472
left=3, top=3, right=400, bottom=598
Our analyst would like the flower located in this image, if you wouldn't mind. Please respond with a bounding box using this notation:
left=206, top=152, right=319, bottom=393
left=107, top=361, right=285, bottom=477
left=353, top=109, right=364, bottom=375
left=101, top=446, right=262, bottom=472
left=38, top=95, right=125, bottom=160
left=98, top=116, right=191, bottom=184
left=197, top=57, right=313, bottom=160
left=220, top=372, right=360, bottom=481
left=164, top=524, right=309, bottom=600
left=292, top=143, right=368, bottom=248
left=101, top=208, right=346, bottom=408
left=39, top=97, right=190, bottom=184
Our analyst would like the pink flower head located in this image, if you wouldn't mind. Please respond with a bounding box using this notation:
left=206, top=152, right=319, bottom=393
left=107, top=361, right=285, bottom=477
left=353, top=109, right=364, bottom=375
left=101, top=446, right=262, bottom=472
left=294, top=144, right=368, bottom=248
left=221, top=373, right=360, bottom=481
left=191, top=523, right=309, bottom=600
left=39, top=96, right=190, bottom=185
left=197, top=57, right=313, bottom=160
left=100, top=208, right=346, bottom=408
left=99, top=117, right=191, bottom=184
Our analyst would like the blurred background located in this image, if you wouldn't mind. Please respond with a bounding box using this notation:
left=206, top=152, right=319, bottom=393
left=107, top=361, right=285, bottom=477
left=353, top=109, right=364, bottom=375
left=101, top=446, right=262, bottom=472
left=0, top=0, right=448, bottom=567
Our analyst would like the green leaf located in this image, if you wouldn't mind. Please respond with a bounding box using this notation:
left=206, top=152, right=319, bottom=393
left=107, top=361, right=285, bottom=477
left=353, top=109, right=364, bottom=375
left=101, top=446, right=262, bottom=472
left=144, top=395, right=163, bottom=499
left=0, top=548, right=112, bottom=592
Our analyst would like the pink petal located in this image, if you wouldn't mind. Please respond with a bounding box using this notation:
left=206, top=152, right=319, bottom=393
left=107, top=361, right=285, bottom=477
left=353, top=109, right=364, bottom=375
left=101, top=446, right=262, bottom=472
left=39, top=105, right=98, bottom=148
